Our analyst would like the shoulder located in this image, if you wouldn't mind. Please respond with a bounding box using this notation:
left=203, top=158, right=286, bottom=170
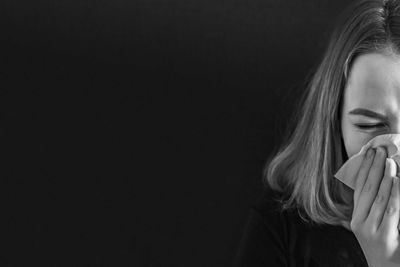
left=245, top=187, right=299, bottom=246
left=250, top=188, right=293, bottom=228
left=253, top=188, right=286, bottom=214
left=233, top=188, right=294, bottom=266
left=235, top=189, right=366, bottom=267
left=246, top=187, right=313, bottom=250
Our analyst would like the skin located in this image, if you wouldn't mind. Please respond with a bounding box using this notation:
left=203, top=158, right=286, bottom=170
left=341, top=52, right=400, bottom=158
left=341, top=52, right=400, bottom=202
left=340, top=52, right=400, bottom=266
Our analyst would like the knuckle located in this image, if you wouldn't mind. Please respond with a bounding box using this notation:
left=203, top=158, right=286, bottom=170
left=374, top=176, right=392, bottom=203
left=386, top=204, right=398, bottom=216
left=375, top=193, right=384, bottom=203
left=363, top=182, right=372, bottom=192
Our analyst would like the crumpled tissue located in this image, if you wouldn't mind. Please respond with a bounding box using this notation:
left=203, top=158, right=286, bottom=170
left=334, top=134, right=400, bottom=190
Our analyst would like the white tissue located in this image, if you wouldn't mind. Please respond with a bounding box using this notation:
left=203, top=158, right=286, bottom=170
left=334, top=134, right=400, bottom=189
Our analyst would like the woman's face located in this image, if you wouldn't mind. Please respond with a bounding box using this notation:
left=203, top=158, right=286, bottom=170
left=341, top=52, right=400, bottom=159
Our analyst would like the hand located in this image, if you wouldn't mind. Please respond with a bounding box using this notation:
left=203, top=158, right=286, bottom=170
left=350, top=146, right=400, bottom=267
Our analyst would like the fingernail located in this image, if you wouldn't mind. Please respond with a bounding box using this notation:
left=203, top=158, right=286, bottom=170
left=386, top=158, right=397, bottom=177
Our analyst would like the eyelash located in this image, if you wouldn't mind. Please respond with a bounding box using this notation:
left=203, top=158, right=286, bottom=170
left=355, top=123, right=386, bottom=129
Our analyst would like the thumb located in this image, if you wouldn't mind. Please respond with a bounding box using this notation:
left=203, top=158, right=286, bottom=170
left=379, top=159, right=400, bottom=240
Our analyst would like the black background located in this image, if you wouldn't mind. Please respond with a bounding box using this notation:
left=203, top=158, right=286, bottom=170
left=2, top=0, right=350, bottom=266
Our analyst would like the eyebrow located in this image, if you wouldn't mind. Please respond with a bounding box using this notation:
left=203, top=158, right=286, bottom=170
left=348, top=108, right=389, bottom=121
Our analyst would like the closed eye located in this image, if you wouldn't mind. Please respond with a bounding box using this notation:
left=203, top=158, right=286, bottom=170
left=355, top=123, right=386, bottom=129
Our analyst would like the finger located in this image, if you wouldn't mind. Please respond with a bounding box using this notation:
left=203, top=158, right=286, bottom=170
left=353, top=146, right=387, bottom=223
left=378, top=175, right=400, bottom=240
left=353, top=147, right=375, bottom=213
left=367, top=158, right=395, bottom=233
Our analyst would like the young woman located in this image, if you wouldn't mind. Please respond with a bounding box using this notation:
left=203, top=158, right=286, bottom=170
left=234, top=0, right=400, bottom=266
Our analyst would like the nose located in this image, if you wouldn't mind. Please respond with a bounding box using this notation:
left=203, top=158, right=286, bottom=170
left=387, top=114, right=400, bottom=133
left=390, top=122, right=400, bottom=134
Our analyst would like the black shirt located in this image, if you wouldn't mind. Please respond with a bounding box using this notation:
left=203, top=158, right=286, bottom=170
left=233, top=189, right=369, bottom=267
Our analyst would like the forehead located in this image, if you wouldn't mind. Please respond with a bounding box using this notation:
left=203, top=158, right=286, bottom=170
left=344, top=53, right=400, bottom=112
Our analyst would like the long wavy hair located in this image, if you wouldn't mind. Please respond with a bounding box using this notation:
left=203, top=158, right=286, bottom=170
left=263, top=0, right=400, bottom=226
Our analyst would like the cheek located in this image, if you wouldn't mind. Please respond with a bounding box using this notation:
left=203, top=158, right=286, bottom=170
left=342, top=123, right=370, bottom=158
left=345, top=137, right=364, bottom=158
